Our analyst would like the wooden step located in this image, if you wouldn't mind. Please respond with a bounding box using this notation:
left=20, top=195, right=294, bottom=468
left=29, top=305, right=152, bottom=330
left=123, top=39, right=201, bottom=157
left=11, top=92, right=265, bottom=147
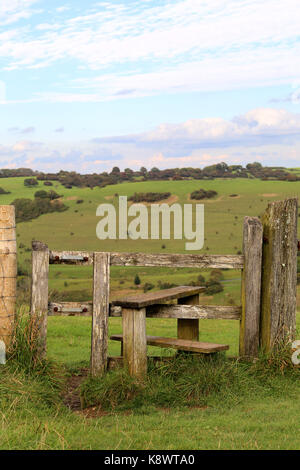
left=112, top=286, right=205, bottom=308
left=110, top=334, right=229, bottom=354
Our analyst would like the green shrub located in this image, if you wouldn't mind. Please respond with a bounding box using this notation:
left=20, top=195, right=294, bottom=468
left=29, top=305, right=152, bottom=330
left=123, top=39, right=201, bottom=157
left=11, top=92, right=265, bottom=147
left=190, top=189, right=218, bottom=200
left=129, top=192, right=171, bottom=203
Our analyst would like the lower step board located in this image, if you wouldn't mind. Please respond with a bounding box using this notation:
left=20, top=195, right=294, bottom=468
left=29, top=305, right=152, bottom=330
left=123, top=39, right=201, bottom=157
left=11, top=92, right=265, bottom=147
left=110, top=335, right=229, bottom=354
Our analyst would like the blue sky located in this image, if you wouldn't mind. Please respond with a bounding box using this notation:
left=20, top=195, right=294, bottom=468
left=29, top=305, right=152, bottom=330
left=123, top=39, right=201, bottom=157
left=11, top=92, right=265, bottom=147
left=0, top=0, right=300, bottom=172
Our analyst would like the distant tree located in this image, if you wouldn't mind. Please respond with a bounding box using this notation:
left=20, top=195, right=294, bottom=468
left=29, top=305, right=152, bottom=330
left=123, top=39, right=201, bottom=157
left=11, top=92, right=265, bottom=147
left=134, top=274, right=141, bottom=286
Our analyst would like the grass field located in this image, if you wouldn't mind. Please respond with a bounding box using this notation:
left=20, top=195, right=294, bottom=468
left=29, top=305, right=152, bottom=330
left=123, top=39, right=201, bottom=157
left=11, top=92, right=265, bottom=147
left=0, top=175, right=300, bottom=450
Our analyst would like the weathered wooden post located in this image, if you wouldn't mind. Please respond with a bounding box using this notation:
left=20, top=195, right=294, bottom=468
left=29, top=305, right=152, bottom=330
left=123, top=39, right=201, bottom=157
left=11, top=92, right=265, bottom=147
left=122, top=307, right=147, bottom=378
left=31, top=241, right=49, bottom=357
left=0, top=206, right=17, bottom=349
left=177, top=293, right=200, bottom=342
left=260, top=198, right=298, bottom=351
left=239, top=217, right=263, bottom=358
left=91, top=252, right=110, bottom=376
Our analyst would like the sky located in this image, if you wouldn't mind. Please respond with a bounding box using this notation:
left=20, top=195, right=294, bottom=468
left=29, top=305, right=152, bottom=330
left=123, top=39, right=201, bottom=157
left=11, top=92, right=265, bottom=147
left=0, top=0, right=300, bottom=173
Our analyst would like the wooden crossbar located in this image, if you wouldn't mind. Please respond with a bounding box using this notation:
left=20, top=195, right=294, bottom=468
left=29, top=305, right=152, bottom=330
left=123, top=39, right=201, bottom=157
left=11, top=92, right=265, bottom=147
left=49, top=250, right=244, bottom=269
left=48, top=302, right=241, bottom=320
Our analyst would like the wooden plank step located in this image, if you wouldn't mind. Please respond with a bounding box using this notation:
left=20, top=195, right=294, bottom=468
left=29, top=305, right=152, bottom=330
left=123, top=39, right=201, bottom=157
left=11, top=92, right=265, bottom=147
left=110, top=334, right=229, bottom=354
left=112, top=286, right=205, bottom=308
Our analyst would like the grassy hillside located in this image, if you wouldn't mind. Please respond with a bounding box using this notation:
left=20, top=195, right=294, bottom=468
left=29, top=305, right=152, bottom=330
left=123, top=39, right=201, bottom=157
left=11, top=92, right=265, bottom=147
left=1, top=175, right=300, bottom=450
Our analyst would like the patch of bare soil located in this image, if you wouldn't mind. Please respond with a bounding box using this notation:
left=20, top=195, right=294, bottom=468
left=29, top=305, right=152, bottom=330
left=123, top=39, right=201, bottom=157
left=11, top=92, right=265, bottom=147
left=63, top=368, right=89, bottom=411
left=104, top=195, right=114, bottom=200
left=261, top=193, right=278, bottom=197
left=128, top=194, right=179, bottom=206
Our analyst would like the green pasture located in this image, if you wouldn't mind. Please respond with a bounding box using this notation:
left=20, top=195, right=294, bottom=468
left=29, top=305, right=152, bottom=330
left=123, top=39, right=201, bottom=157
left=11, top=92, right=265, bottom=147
left=1, top=175, right=300, bottom=450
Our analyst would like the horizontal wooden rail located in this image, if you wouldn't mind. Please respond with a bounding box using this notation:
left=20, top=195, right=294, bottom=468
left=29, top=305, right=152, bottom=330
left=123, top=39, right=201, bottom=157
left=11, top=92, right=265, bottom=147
left=48, top=302, right=240, bottom=320
left=48, top=302, right=121, bottom=317
left=49, top=251, right=244, bottom=269
left=147, top=304, right=241, bottom=320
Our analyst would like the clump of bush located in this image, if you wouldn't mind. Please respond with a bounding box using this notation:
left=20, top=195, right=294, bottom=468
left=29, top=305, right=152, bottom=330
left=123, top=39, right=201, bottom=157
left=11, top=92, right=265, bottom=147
left=134, top=274, right=141, bottom=286
left=205, top=279, right=224, bottom=295
left=158, top=281, right=178, bottom=289
left=34, top=189, right=61, bottom=200
left=24, top=178, right=38, bottom=187
left=12, top=193, right=68, bottom=223
left=0, top=187, right=10, bottom=194
left=129, top=192, right=171, bottom=203
left=190, top=189, right=218, bottom=200
left=143, top=282, right=155, bottom=292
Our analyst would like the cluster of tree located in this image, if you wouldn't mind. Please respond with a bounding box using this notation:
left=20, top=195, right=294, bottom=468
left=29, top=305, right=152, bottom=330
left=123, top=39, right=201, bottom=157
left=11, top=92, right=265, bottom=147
left=2, top=162, right=299, bottom=190
left=128, top=192, right=171, bottom=203
left=0, top=168, right=37, bottom=178
left=190, top=189, right=218, bottom=200
left=12, top=191, right=68, bottom=223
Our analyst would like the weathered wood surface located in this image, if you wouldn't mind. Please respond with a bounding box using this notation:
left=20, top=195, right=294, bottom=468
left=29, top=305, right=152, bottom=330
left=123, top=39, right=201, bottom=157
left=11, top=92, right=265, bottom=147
left=91, top=252, right=110, bottom=376
left=177, top=294, right=199, bottom=342
left=48, top=302, right=239, bottom=319
left=260, top=198, right=298, bottom=350
left=112, top=286, right=205, bottom=308
left=50, top=250, right=244, bottom=269
left=239, top=217, right=263, bottom=358
left=146, top=304, right=241, bottom=319
left=0, top=206, right=17, bottom=348
left=30, top=241, right=49, bottom=357
left=122, top=307, right=147, bottom=378
left=111, top=334, right=229, bottom=353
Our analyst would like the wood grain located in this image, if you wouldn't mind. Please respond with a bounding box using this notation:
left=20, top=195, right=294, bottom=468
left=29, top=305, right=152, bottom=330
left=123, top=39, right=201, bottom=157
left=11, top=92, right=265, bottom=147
left=239, top=217, right=263, bottom=358
left=30, top=241, right=49, bottom=357
left=111, top=334, right=229, bottom=353
left=260, top=198, right=298, bottom=350
left=50, top=250, right=244, bottom=269
left=91, top=252, right=110, bottom=376
left=122, top=307, right=147, bottom=378
left=177, top=294, right=199, bottom=342
left=0, top=206, right=17, bottom=348
left=112, top=286, right=205, bottom=308
left=146, top=304, right=241, bottom=319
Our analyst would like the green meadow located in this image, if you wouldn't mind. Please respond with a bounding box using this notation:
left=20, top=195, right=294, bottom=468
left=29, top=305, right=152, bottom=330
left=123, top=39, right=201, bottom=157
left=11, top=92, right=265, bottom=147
left=0, top=175, right=300, bottom=450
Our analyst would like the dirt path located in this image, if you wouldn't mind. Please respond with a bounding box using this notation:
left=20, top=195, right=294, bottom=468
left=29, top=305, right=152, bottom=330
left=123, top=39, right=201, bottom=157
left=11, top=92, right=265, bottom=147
left=63, top=368, right=89, bottom=411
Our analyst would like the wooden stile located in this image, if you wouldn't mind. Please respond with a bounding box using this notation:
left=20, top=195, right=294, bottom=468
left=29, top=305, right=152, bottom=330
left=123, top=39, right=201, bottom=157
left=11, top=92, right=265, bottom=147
left=239, top=217, right=263, bottom=358
left=0, top=206, right=17, bottom=348
left=260, top=198, right=298, bottom=351
left=91, top=252, right=110, bottom=376
left=31, top=241, right=49, bottom=357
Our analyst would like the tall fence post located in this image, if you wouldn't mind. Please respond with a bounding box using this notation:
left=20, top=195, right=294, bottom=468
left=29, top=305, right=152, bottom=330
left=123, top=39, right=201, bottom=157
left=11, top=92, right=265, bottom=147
left=239, top=217, right=263, bottom=358
left=31, top=241, right=49, bottom=357
left=91, top=252, right=110, bottom=376
left=260, top=198, right=298, bottom=351
left=0, top=206, right=17, bottom=349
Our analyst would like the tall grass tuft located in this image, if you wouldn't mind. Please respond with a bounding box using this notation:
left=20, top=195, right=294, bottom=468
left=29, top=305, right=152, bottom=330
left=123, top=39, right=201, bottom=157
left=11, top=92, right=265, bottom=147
left=80, top=349, right=300, bottom=414
left=8, top=308, right=48, bottom=375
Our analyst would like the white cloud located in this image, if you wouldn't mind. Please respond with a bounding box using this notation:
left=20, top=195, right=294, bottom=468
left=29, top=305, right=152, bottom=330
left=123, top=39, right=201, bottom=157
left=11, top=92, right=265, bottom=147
left=0, top=0, right=300, bottom=101
left=0, top=108, right=299, bottom=172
